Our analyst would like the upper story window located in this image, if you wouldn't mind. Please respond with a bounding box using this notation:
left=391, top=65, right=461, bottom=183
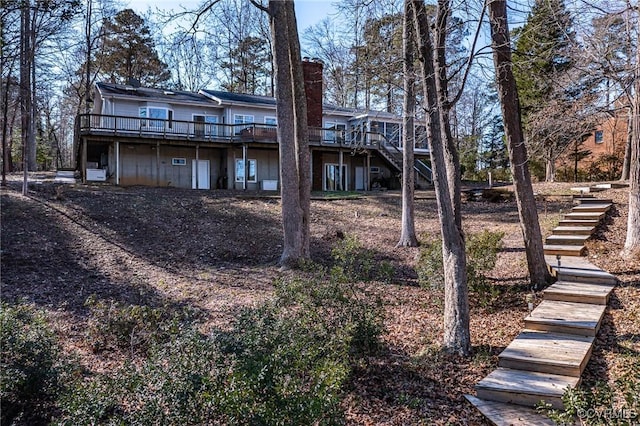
left=595, top=130, right=604, bottom=144
left=193, top=114, right=219, bottom=136
left=234, top=114, right=255, bottom=135
left=324, top=121, right=346, bottom=143
left=139, top=107, right=173, bottom=129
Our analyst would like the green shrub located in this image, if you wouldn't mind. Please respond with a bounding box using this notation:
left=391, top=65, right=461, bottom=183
left=331, top=234, right=395, bottom=283
left=1, top=302, right=70, bottom=425
left=84, top=295, right=198, bottom=355
left=416, top=236, right=445, bottom=289
left=538, top=368, right=640, bottom=425
left=416, top=230, right=504, bottom=305
left=58, top=274, right=384, bottom=425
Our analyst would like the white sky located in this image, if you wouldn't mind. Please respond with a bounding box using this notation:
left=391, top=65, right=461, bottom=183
left=127, top=0, right=338, bottom=34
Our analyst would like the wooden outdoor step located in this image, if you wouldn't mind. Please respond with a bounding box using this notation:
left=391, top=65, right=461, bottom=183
left=571, top=203, right=612, bottom=213
left=545, top=235, right=591, bottom=246
left=544, top=256, right=617, bottom=284
left=544, top=281, right=615, bottom=305
left=544, top=244, right=585, bottom=256
left=552, top=226, right=595, bottom=235
left=475, top=368, right=580, bottom=409
left=564, top=211, right=605, bottom=220
left=574, top=197, right=612, bottom=205
left=558, top=219, right=600, bottom=227
left=524, top=300, right=606, bottom=337
left=464, top=395, right=556, bottom=426
left=570, top=186, right=605, bottom=193
left=594, top=182, right=628, bottom=189
left=498, top=330, right=594, bottom=377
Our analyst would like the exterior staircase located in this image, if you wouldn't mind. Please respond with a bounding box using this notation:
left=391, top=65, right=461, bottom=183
left=376, top=139, right=433, bottom=185
left=466, top=195, right=616, bottom=425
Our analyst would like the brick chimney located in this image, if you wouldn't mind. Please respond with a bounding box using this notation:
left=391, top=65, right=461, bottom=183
left=302, top=58, right=323, bottom=128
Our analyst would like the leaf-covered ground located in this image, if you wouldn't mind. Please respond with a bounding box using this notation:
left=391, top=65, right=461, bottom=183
left=1, top=174, right=638, bottom=424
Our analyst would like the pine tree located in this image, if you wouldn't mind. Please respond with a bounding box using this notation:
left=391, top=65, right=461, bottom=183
left=94, top=9, right=170, bottom=87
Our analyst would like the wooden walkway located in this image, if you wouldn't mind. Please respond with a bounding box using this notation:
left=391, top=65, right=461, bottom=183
left=466, top=194, right=616, bottom=425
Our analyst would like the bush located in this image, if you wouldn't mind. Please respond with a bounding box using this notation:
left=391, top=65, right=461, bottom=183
left=416, top=236, right=445, bottom=289
left=58, top=274, right=384, bottom=425
left=538, top=367, right=640, bottom=425
left=84, top=295, right=198, bottom=355
left=331, top=234, right=395, bottom=283
left=1, top=302, right=70, bottom=425
left=416, top=230, right=504, bottom=305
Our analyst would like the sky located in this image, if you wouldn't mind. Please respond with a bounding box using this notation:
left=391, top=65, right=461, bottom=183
left=127, top=0, right=338, bottom=34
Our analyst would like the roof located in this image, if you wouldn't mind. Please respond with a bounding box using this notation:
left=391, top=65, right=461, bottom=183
left=96, top=82, right=212, bottom=105
left=199, top=89, right=277, bottom=107
left=95, top=82, right=400, bottom=121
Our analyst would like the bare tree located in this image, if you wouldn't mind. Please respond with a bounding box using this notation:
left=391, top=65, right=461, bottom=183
left=623, top=11, right=639, bottom=258
left=252, top=0, right=311, bottom=268
left=397, top=0, right=418, bottom=248
left=488, top=0, right=552, bottom=288
left=411, top=0, right=470, bottom=356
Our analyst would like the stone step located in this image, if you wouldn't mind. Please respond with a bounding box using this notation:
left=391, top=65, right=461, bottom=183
left=571, top=203, right=611, bottom=213
left=564, top=211, right=605, bottom=220
left=543, top=245, right=585, bottom=256
left=574, top=197, right=612, bottom=205
left=524, top=300, right=606, bottom=337
left=558, top=219, right=600, bottom=227
left=498, top=330, right=594, bottom=377
left=545, top=234, right=591, bottom=246
left=464, top=395, right=556, bottom=426
left=475, top=368, right=580, bottom=409
left=552, top=226, right=595, bottom=235
left=544, top=280, right=615, bottom=305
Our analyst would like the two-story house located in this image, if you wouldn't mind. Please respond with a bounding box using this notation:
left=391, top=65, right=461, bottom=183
left=76, top=60, right=431, bottom=191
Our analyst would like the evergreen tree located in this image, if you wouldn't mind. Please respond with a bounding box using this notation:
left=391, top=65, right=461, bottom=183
left=512, top=0, right=574, bottom=120
left=221, top=35, right=271, bottom=94
left=94, top=9, right=170, bottom=87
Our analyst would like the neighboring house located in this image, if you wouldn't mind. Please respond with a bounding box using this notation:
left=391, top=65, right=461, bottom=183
left=557, top=108, right=628, bottom=181
left=76, top=60, right=431, bottom=191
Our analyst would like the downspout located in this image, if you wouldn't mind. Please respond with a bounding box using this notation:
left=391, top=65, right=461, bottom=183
left=156, top=141, right=160, bottom=186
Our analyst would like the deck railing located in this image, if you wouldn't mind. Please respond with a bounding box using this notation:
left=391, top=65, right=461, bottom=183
left=78, top=113, right=386, bottom=148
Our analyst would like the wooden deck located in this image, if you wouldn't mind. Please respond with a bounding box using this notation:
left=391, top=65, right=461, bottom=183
left=468, top=196, right=617, bottom=424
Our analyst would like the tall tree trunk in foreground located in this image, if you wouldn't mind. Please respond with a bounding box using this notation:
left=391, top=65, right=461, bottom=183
left=397, top=0, right=418, bottom=248
left=623, top=15, right=640, bottom=258
left=620, top=107, right=632, bottom=181
left=411, top=0, right=470, bottom=356
left=488, top=0, right=551, bottom=288
left=20, top=0, right=32, bottom=195
left=267, top=0, right=311, bottom=268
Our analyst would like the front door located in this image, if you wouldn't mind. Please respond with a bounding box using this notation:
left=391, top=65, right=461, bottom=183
left=192, top=159, right=210, bottom=189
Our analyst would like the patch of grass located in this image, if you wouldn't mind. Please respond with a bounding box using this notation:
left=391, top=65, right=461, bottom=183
left=311, top=191, right=364, bottom=200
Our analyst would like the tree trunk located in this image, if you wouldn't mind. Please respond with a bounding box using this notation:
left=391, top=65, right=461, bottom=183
left=268, top=0, right=311, bottom=268
left=488, top=0, right=552, bottom=288
left=545, top=149, right=556, bottom=182
left=411, top=0, right=470, bottom=356
left=397, top=0, right=418, bottom=248
left=623, top=16, right=640, bottom=258
left=20, top=0, right=31, bottom=195
left=620, top=108, right=632, bottom=181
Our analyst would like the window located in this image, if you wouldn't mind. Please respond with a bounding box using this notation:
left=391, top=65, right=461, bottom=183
left=193, top=115, right=219, bottom=136
left=324, top=164, right=347, bottom=191
left=139, top=107, right=172, bottom=129
left=595, top=130, right=604, bottom=144
left=234, top=114, right=254, bottom=135
left=264, top=116, right=277, bottom=126
left=172, top=158, right=186, bottom=166
left=235, top=158, right=257, bottom=183
left=324, top=122, right=346, bottom=143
